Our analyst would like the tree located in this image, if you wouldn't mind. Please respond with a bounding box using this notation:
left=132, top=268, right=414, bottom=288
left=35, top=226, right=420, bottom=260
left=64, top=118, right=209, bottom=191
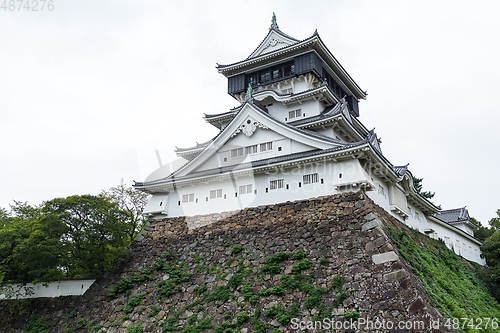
left=42, top=195, right=133, bottom=278
left=0, top=204, right=65, bottom=284
left=480, top=230, right=500, bottom=301
left=488, top=209, right=500, bottom=231
left=101, top=180, right=150, bottom=240
left=412, top=177, right=435, bottom=199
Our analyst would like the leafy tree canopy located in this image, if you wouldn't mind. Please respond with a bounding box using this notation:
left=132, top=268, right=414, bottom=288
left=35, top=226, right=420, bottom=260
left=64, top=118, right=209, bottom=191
left=0, top=187, right=145, bottom=286
left=101, top=179, right=149, bottom=240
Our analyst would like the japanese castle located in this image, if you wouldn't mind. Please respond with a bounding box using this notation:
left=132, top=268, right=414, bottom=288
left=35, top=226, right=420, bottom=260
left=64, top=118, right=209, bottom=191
left=134, top=15, right=484, bottom=265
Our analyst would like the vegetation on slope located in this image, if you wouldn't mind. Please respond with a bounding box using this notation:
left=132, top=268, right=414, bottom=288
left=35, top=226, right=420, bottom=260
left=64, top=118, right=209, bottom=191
left=100, top=246, right=346, bottom=333
left=387, top=226, right=500, bottom=333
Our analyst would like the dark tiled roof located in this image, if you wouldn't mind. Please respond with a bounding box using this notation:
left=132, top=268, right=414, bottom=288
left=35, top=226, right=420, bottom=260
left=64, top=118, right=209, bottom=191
left=288, top=100, right=344, bottom=127
left=393, top=164, right=409, bottom=177
left=208, top=84, right=340, bottom=122
left=175, top=139, right=214, bottom=153
left=204, top=110, right=238, bottom=119
left=134, top=140, right=366, bottom=187
left=433, top=207, right=471, bottom=224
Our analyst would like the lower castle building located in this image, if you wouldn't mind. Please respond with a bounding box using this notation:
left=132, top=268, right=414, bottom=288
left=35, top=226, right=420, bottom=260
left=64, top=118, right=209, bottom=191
left=133, top=15, right=485, bottom=265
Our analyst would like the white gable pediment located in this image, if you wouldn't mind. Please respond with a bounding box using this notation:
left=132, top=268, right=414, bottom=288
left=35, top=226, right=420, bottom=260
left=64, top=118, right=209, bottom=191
left=248, top=30, right=298, bottom=59
left=175, top=101, right=342, bottom=178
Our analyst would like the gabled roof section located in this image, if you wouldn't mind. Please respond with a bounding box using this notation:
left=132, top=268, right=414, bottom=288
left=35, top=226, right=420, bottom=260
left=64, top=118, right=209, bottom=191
left=217, top=30, right=367, bottom=100
left=247, top=20, right=300, bottom=59
left=433, top=207, right=473, bottom=224
left=156, top=97, right=348, bottom=180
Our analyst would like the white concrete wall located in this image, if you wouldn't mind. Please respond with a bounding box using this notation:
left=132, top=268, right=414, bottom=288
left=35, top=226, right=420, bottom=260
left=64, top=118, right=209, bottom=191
left=266, top=99, right=324, bottom=123
left=194, top=128, right=316, bottom=173
left=365, top=176, right=485, bottom=266
left=164, top=159, right=372, bottom=218
left=0, top=279, right=96, bottom=300
left=426, top=217, right=485, bottom=265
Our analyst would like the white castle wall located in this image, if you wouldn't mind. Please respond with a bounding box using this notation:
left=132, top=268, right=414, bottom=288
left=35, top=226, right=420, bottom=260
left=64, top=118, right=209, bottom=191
left=0, top=279, right=96, bottom=300
left=366, top=175, right=485, bottom=265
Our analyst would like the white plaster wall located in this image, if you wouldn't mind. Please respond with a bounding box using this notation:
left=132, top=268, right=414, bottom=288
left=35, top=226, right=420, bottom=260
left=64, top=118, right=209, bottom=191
left=143, top=193, right=169, bottom=216
left=194, top=129, right=316, bottom=173
left=165, top=159, right=372, bottom=218
left=452, top=223, right=474, bottom=236
left=0, top=280, right=95, bottom=300
left=426, top=217, right=485, bottom=265
left=293, top=79, right=309, bottom=92
left=260, top=99, right=324, bottom=123
left=366, top=175, right=485, bottom=266
left=314, top=126, right=335, bottom=139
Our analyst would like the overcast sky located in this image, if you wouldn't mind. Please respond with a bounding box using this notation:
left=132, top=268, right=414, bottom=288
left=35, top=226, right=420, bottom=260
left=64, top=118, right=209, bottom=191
left=1, top=0, right=499, bottom=224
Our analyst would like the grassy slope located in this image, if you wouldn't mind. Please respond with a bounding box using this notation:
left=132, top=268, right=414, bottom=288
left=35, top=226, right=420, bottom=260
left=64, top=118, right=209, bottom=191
left=387, top=227, right=500, bottom=333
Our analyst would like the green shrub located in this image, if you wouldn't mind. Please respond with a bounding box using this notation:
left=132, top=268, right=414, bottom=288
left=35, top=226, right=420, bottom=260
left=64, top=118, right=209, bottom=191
left=157, top=280, right=181, bottom=297
left=319, top=258, right=330, bottom=266
left=258, top=285, right=285, bottom=296
left=148, top=305, right=161, bottom=317
left=232, top=245, right=244, bottom=255
left=159, top=249, right=176, bottom=260
left=24, top=317, right=56, bottom=333
left=331, top=274, right=344, bottom=291
left=123, top=305, right=134, bottom=314
left=187, top=314, right=198, bottom=325
left=193, top=285, right=207, bottom=294
left=224, top=311, right=232, bottom=320
left=126, top=324, right=143, bottom=333
left=76, top=319, right=87, bottom=329
left=227, top=274, right=243, bottom=290
left=128, top=294, right=144, bottom=307
left=344, top=311, right=360, bottom=321
left=266, top=252, right=290, bottom=264
left=261, top=263, right=281, bottom=275
left=264, top=305, right=278, bottom=317
left=293, top=250, right=306, bottom=260
left=206, top=285, right=231, bottom=303
left=252, top=309, right=269, bottom=333
left=236, top=312, right=250, bottom=323
left=292, top=259, right=312, bottom=274
left=336, top=292, right=349, bottom=304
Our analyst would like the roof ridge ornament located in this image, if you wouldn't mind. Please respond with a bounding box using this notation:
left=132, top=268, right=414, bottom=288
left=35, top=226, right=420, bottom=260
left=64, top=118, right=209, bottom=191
left=270, top=12, right=279, bottom=30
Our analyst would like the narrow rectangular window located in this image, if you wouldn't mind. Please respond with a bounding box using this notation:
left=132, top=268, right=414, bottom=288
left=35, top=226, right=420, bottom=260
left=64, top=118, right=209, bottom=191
left=182, top=193, right=194, bottom=203
left=210, top=189, right=222, bottom=199
left=245, top=145, right=257, bottom=155
left=303, top=173, right=319, bottom=184
left=288, top=109, right=302, bottom=119
left=239, top=184, right=253, bottom=195
left=260, top=141, right=272, bottom=152
left=231, top=148, right=244, bottom=158
left=270, top=179, right=284, bottom=190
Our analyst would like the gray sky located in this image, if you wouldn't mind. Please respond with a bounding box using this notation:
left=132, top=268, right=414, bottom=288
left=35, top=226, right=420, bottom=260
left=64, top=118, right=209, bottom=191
left=1, top=0, right=499, bottom=224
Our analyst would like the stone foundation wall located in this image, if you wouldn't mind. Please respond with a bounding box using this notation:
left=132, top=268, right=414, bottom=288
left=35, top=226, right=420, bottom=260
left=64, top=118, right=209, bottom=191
left=0, top=192, right=448, bottom=332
